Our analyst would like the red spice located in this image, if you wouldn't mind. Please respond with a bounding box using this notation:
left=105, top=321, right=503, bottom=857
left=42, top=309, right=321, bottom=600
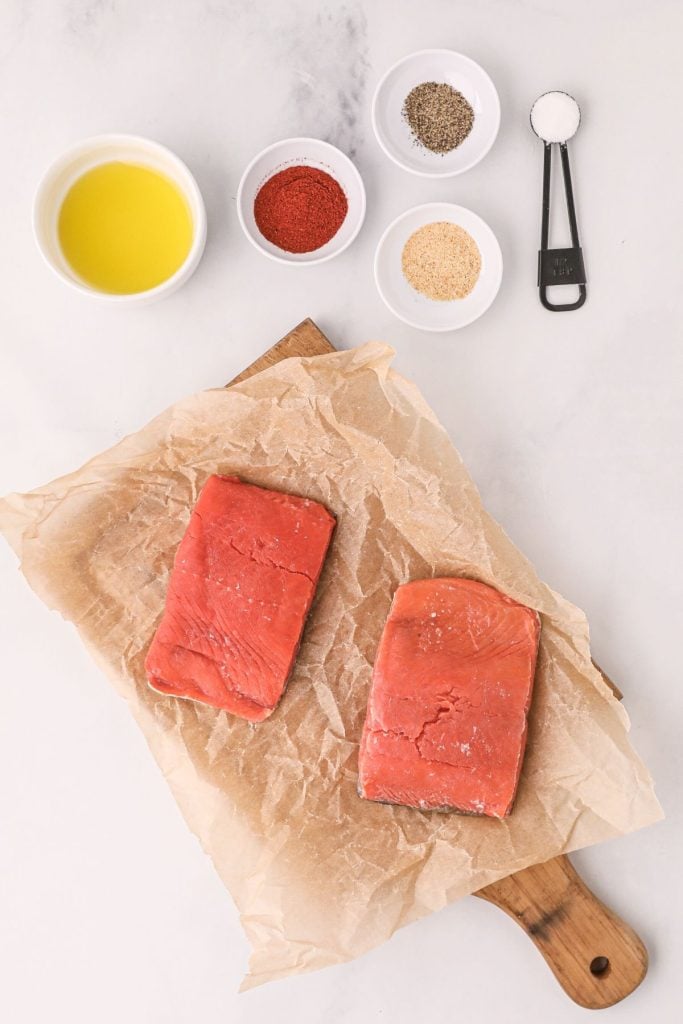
left=254, top=166, right=348, bottom=254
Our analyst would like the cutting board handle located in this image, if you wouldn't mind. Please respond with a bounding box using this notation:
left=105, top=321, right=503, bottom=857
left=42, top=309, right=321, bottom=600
left=476, top=854, right=648, bottom=1009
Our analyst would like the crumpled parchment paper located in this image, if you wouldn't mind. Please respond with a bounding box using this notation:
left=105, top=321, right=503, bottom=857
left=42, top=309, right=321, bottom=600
left=0, top=343, right=662, bottom=988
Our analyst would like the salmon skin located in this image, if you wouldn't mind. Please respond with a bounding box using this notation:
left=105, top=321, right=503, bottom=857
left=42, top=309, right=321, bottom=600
left=145, top=475, right=335, bottom=722
left=358, top=579, right=540, bottom=818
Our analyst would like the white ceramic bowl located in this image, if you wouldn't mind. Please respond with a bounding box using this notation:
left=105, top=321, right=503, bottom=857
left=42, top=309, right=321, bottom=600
left=236, top=137, right=366, bottom=265
left=372, top=49, right=500, bottom=177
left=374, top=202, right=503, bottom=332
left=33, top=134, right=207, bottom=304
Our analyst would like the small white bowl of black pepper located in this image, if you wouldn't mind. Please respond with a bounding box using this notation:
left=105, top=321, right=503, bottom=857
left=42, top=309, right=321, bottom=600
left=372, top=49, right=500, bottom=177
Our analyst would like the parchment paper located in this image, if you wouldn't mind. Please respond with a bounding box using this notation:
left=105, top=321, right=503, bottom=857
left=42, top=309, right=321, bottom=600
left=0, top=343, right=662, bottom=988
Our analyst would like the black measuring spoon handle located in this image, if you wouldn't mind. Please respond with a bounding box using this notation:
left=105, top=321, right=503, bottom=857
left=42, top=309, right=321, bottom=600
left=538, top=141, right=587, bottom=312
left=541, top=142, right=552, bottom=251
left=560, top=143, right=582, bottom=250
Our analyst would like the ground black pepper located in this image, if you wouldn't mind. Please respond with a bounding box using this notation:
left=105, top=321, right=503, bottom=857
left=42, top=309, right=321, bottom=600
left=402, top=82, right=474, bottom=154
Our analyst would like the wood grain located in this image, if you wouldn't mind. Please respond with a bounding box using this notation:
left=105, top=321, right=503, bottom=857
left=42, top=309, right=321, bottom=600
left=226, top=317, right=647, bottom=1009
left=476, top=856, right=648, bottom=1009
left=227, top=318, right=334, bottom=385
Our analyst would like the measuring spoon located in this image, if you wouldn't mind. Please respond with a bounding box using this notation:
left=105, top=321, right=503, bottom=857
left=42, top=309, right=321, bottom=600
left=530, top=91, right=586, bottom=312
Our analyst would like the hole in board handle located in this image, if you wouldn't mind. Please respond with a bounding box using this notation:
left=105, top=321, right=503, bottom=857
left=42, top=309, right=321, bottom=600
left=590, top=956, right=610, bottom=977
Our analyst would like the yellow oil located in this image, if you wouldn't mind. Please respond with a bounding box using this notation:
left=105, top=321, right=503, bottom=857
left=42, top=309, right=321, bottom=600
left=58, top=161, right=194, bottom=294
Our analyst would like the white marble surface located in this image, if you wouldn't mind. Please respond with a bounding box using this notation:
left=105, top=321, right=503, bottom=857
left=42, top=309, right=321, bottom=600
left=1, top=1, right=681, bottom=1021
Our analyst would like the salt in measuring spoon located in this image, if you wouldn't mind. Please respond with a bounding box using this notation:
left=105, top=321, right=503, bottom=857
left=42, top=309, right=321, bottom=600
left=530, top=91, right=586, bottom=312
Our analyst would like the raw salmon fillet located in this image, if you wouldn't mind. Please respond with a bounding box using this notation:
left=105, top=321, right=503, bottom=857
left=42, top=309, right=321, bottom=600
left=145, top=475, right=335, bottom=722
left=358, top=578, right=540, bottom=818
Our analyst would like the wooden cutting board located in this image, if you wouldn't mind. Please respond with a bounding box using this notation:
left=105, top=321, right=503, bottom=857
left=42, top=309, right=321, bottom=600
left=227, top=318, right=647, bottom=1010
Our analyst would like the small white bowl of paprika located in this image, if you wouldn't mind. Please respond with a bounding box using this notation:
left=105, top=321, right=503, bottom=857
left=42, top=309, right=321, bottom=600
left=236, top=137, right=366, bottom=265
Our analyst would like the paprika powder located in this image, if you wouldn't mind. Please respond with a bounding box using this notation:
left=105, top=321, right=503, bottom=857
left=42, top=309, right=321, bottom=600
left=254, top=165, right=348, bottom=254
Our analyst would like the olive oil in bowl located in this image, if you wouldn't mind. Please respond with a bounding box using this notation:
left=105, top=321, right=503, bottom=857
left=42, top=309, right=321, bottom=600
left=58, top=161, right=194, bottom=295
